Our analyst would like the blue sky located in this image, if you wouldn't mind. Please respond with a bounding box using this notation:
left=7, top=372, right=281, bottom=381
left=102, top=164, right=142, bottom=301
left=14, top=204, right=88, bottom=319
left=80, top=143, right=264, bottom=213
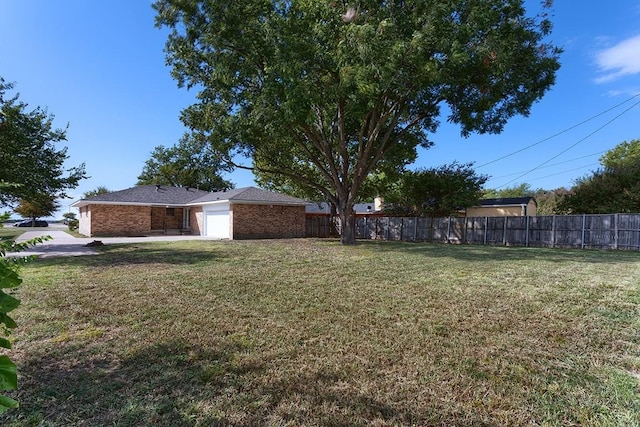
left=2, top=1, right=640, bottom=218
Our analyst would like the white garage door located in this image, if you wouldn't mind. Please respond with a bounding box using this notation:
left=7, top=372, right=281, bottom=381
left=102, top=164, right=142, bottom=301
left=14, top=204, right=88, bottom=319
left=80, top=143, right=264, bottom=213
left=205, top=212, right=230, bottom=238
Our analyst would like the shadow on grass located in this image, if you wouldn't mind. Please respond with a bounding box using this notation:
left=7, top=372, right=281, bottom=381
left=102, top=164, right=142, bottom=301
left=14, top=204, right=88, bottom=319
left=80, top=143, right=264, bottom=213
left=32, top=242, right=227, bottom=267
left=1, top=340, right=252, bottom=426
left=1, top=339, right=437, bottom=426
left=353, top=239, right=640, bottom=264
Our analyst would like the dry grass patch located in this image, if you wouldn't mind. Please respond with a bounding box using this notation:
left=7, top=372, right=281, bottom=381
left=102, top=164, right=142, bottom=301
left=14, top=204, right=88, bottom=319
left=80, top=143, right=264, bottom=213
left=1, top=239, right=639, bottom=426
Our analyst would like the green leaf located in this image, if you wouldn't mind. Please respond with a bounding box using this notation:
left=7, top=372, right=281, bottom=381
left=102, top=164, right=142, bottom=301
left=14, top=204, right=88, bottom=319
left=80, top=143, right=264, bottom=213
left=0, top=293, right=20, bottom=313
left=0, top=313, right=17, bottom=329
left=0, top=266, right=22, bottom=289
left=0, top=337, right=11, bottom=350
left=0, top=394, right=19, bottom=413
left=0, top=355, right=17, bottom=390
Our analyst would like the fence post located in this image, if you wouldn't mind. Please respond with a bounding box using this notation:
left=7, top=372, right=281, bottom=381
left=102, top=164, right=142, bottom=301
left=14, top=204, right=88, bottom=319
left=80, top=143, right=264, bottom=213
left=414, top=217, right=418, bottom=242
left=386, top=217, right=390, bottom=241
left=581, top=214, right=586, bottom=249
left=503, top=217, right=507, bottom=246
left=614, top=213, right=619, bottom=250
left=464, top=218, right=468, bottom=244
left=551, top=215, right=556, bottom=248
left=525, top=216, right=530, bottom=247
left=483, top=216, right=488, bottom=245
left=364, top=216, right=368, bottom=240
left=447, top=216, right=451, bottom=243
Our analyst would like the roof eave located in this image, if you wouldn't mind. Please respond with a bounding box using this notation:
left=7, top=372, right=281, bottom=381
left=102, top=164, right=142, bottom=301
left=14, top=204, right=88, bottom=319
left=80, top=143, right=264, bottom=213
left=71, top=200, right=191, bottom=208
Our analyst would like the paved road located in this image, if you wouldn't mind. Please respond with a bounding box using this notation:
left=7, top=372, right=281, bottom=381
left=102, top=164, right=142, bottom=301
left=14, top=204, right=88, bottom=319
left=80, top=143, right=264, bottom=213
left=7, top=228, right=217, bottom=259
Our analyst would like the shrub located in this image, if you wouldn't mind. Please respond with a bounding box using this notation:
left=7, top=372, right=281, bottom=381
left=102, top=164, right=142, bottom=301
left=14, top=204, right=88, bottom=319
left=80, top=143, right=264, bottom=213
left=0, top=235, right=49, bottom=413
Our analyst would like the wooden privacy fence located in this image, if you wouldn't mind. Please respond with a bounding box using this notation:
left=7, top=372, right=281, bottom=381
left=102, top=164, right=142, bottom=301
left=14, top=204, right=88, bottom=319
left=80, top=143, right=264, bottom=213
left=305, top=214, right=640, bottom=250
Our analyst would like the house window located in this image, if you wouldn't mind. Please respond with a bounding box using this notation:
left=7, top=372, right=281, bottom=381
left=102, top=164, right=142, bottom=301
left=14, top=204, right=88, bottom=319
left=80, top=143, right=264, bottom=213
left=166, top=208, right=175, bottom=217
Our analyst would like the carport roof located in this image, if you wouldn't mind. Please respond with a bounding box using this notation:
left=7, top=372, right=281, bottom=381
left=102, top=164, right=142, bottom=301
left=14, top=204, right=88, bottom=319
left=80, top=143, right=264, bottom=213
left=71, top=185, right=309, bottom=207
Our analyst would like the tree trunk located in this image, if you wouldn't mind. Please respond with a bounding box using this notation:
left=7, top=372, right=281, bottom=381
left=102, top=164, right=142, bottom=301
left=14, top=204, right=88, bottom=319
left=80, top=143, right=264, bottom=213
left=338, top=202, right=357, bottom=244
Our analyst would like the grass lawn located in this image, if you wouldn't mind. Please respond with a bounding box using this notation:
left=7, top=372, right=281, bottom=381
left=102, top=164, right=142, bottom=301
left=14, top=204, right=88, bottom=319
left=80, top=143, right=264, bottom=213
left=0, top=239, right=639, bottom=426
left=0, top=226, right=26, bottom=242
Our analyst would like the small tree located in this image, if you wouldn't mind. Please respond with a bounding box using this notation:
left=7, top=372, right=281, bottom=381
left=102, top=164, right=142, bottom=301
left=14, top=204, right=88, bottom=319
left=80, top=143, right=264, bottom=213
left=535, top=187, right=570, bottom=215
left=0, top=212, right=10, bottom=227
left=0, top=78, right=86, bottom=204
left=62, top=212, right=78, bottom=231
left=82, top=186, right=110, bottom=199
left=13, top=195, right=59, bottom=225
left=385, top=162, right=487, bottom=217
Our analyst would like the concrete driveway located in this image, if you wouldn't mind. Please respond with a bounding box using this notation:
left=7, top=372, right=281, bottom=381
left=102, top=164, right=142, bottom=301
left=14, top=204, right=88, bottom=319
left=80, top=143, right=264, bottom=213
left=7, top=227, right=217, bottom=259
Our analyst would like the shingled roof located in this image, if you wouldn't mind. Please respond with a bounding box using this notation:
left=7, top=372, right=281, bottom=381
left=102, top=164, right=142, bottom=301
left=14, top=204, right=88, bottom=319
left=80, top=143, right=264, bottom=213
left=76, top=185, right=211, bottom=206
left=190, top=187, right=309, bottom=205
left=73, top=185, right=308, bottom=207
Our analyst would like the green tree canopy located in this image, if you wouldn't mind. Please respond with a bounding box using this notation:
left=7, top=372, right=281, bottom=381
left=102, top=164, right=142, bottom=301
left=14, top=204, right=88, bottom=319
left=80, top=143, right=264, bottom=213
left=384, top=162, right=487, bottom=217
left=534, top=187, right=570, bottom=215
left=599, top=139, right=640, bottom=170
left=559, top=139, right=640, bottom=214
left=13, top=194, right=59, bottom=223
left=483, top=183, right=536, bottom=199
left=154, top=0, right=561, bottom=243
left=0, top=78, right=86, bottom=204
left=557, top=168, right=640, bottom=214
left=137, top=135, right=234, bottom=192
left=83, top=186, right=110, bottom=199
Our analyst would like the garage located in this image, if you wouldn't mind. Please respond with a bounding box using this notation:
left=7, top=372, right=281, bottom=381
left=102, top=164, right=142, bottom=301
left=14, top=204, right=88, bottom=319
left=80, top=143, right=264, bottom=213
left=205, top=211, right=230, bottom=238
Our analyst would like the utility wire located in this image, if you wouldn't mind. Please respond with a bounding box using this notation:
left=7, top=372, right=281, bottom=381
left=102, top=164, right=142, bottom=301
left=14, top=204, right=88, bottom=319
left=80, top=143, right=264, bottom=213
left=524, top=164, right=599, bottom=183
left=491, top=163, right=598, bottom=180
left=495, top=97, right=640, bottom=188
left=489, top=163, right=599, bottom=184
left=476, top=92, right=640, bottom=169
left=489, top=150, right=607, bottom=180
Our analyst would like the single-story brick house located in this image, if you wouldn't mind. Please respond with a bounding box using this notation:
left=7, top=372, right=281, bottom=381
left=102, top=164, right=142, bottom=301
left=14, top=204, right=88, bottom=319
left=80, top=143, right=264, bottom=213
left=465, top=197, right=537, bottom=217
left=71, top=185, right=309, bottom=239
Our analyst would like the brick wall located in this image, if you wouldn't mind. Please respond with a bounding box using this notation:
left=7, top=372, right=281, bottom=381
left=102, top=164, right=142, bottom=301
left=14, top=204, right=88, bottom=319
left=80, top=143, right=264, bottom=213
left=231, top=204, right=305, bottom=239
left=151, top=206, right=184, bottom=230
left=84, top=205, right=152, bottom=237
left=191, top=207, right=203, bottom=235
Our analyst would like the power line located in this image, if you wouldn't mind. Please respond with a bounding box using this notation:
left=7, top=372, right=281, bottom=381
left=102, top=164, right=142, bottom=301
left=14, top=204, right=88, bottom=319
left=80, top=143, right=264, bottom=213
left=489, top=163, right=599, bottom=185
left=495, top=98, right=640, bottom=188
left=489, top=150, right=607, bottom=180
left=525, top=164, right=599, bottom=183
left=476, top=92, right=640, bottom=169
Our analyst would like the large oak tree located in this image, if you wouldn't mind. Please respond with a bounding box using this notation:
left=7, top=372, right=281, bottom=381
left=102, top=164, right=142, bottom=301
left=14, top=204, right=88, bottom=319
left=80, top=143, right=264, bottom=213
left=154, top=0, right=561, bottom=243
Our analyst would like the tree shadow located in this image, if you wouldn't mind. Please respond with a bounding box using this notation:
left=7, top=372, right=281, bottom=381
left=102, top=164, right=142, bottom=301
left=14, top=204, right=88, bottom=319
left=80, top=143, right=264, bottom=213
left=354, top=239, right=640, bottom=264
left=0, top=338, right=450, bottom=426
left=29, top=242, right=228, bottom=267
